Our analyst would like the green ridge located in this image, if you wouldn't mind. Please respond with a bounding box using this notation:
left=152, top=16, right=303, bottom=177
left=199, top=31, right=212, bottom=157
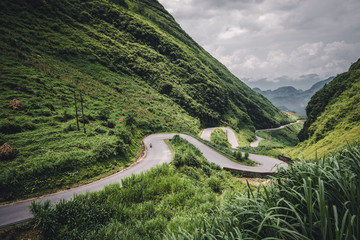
left=292, top=59, right=360, bottom=158
left=0, top=0, right=289, bottom=201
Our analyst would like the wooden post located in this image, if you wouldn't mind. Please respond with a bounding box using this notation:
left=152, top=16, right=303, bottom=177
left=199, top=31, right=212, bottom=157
left=80, top=91, right=86, bottom=134
left=74, top=92, right=80, bottom=131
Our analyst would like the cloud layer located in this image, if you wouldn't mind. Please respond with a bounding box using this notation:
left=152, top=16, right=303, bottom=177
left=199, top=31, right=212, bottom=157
left=158, top=0, right=360, bottom=90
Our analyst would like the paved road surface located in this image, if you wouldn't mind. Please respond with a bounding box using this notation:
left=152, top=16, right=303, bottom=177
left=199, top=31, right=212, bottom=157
left=250, top=136, right=264, bottom=147
left=255, top=121, right=300, bottom=133
left=0, top=133, right=286, bottom=228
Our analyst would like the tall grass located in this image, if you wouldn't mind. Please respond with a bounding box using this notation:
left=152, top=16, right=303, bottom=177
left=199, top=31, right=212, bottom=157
left=167, top=141, right=360, bottom=240
left=30, top=136, right=247, bottom=239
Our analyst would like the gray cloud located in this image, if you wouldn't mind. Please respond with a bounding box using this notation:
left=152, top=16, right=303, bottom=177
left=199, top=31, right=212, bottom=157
left=158, top=0, right=360, bottom=90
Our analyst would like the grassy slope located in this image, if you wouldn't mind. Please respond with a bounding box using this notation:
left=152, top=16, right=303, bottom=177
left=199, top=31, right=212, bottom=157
left=30, top=136, right=247, bottom=239
left=169, top=141, right=360, bottom=239
left=0, top=0, right=288, bottom=201
left=290, top=59, right=360, bottom=158
left=257, top=122, right=303, bottom=148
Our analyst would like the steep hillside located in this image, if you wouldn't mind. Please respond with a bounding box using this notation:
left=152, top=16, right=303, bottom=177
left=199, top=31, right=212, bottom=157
left=254, top=77, right=334, bottom=115
left=290, top=59, right=360, bottom=158
left=0, top=0, right=289, bottom=201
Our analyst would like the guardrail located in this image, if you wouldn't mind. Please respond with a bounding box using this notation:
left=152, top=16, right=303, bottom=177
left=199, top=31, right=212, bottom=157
left=278, top=155, right=294, bottom=164
left=223, top=167, right=273, bottom=178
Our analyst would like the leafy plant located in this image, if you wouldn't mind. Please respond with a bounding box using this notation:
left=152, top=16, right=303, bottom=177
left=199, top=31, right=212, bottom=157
left=167, top=141, right=360, bottom=240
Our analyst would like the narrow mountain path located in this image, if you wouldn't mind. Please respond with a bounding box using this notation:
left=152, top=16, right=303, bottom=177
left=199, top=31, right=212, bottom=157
left=250, top=121, right=301, bottom=147
left=0, top=132, right=286, bottom=228
left=255, top=120, right=300, bottom=133
left=250, top=136, right=264, bottom=147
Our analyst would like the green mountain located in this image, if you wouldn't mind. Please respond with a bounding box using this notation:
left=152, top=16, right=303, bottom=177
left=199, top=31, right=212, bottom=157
left=0, top=0, right=289, bottom=200
left=290, top=59, right=360, bottom=158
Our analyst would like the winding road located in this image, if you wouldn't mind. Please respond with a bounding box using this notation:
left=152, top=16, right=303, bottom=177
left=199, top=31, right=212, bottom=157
left=0, top=130, right=287, bottom=228
left=251, top=121, right=301, bottom=147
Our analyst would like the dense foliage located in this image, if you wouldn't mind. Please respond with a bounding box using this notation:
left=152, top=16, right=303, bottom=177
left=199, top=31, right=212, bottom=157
left=210, top=128, right=230, bottom=148
left=0, top=0, right=289, bottom=200
left=167, top=141, right=360, bottom=240
left=294, top=59, right=360, bottom=157
left=257, top=122, right=303, bottom=148
left=30, top=136, right=247, bottom=239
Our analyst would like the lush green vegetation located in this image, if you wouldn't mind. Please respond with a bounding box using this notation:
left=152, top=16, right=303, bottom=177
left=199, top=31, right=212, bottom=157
left=0, top=0, right=289, bottom=201
left=282, top=111, right=305, bottom=121
left=294, top=59, right=360, bottom=158
left=210, top=128, right=230, bottom=148
left=29, top=139, right=360, bottom=239
left=231, top=150, right=254, bottom=166
left=239, top=123, right=303, bottom=158
left=235, top=128, right=256, bottom=147
left=257, top=122, right=303, bottom=148
left=30, top=136, right=247, bottom=239
left=168, top=141, right=360, bottom=239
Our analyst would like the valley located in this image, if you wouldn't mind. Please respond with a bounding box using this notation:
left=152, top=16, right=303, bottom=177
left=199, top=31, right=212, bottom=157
left=0, top=128, right=287, bottom=228
left=0, top=0, right=359, bottom=239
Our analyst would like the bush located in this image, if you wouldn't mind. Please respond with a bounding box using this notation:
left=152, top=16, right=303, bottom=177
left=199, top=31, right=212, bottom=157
left=107, top=120, right=115, bottom=128
left=207, top=176, right=222, bottom=193
left=233, top=151, right=242, bottom=160
left=94, top=128, right=107, bottom=134
left=102, top=120, right=115, bottom=128
left=0, top=120, right=22, bottom=134
left=172, top=153, right=183, bottom=168
left=244, top=152, right=249, bottom=159
left=61, top=110, right=73, bottom=122
left=22, top=121, right=36, bottom=130
left=93, top=143, right=115, bottom=161
left=98, top=109, right=110, bottom=121
left=184, top=152, right=200, bottom=168
left=63, top=124, right=75, bottom=133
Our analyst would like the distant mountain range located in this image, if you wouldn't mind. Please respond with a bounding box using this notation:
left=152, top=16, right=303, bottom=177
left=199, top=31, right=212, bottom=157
left=253, top=77, right=334, bottom=116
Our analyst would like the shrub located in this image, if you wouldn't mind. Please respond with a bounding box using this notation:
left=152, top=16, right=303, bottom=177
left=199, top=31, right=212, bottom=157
left=207, top=176, right=222, bottom=193
left=98, top=109, right=110, bottom=121
left=63, top=124, right=75, bottom=133
left=184, top=152, right=200, bottom=168
left=107, top=120, right=115, bottom=128
left=57, top=110, right=73, bottom=122
left=95, top=128, right=106, bottom=134
left=244, top=152, right=249, bottom=159
left=233, top=151, right=242, bottom=160
left=22, top=121, right=36, bottom=130
left=93, top=143, right=115, bottom=161
left=172, top=153, right=183, bottom=168
left=0, top=120, right=22, bottom=134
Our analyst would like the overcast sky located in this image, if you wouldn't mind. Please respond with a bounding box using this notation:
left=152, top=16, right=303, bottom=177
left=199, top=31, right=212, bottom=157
left=158, top=0, right=360, bottom=90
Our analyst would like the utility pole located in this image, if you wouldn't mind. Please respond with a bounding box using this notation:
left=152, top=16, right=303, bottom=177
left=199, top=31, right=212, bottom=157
left=80, top=91, right=86, bottom=134
left=74, top=92, right=80, bottom=131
